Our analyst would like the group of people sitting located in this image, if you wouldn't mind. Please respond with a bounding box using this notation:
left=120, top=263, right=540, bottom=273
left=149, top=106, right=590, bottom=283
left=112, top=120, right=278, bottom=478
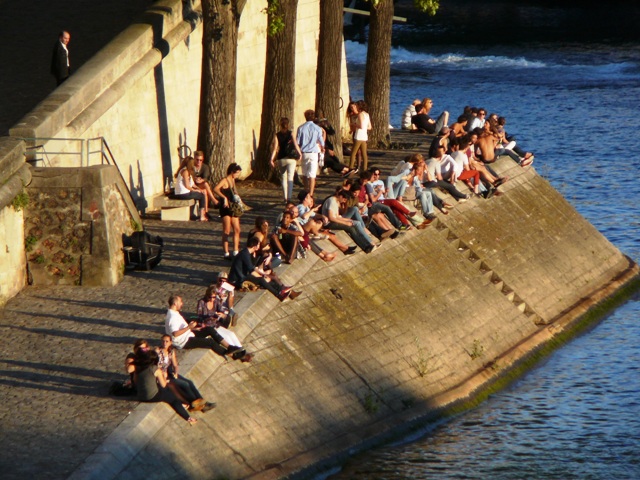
left=402, top=101, right=534, bottom=167
left=122, top=100, right=537, bottom=422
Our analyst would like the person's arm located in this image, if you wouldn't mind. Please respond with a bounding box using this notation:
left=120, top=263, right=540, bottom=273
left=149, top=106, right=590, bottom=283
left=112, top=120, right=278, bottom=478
left=154, top=368, right=168, bottom=388
left=269, top=134, right=279, bottom=166
left=170, top=350, right=179, bottom=378
left=213, top=178, right=229, bottom=207
left=292, top=135, right=302, bottom=157
left=327, top=203, right=352, bottom=227
left=172, top=320, right=197, bottom=338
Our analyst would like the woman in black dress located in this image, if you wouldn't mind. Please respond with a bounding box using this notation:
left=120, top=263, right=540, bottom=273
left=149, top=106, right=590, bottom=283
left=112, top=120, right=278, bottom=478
left=213, top=163, right=243, bottom=260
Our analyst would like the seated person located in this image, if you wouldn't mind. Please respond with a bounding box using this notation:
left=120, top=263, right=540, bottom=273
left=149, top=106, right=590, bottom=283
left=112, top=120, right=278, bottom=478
left=369, top=167, right=416, bottom=227
left=314, top=113, right=355, bottom=177
left=196, top=286, right=253, bottom=362
left=426, top=145, right=471, bottom=202
left=296, top=190, right=321, bottom=226
left=385, top=155, right=413, bottom=201
left=248, top=216, right=282, bottom=269
left=172, top=156, right=209, bottom=222
left=134, top=349, right=197, bottom=425
left=165, top=294, right=247, bottom=361
left=450, top=115, right=469, bottom=137
left=409, top=153, right=449, bottom=217
left=228, top=237, right=301, bottom=301
left=300, top=214, right=338, bottom=262
left=193, top=151, right=219, bottom=208
left=322, top=189, right=377, bottom=254
left=468, top=107, right=486, bottom=131
left=401, top=99, right=421, bottom=130
left=449, top=136, right=485, bottom=197
left=359, top=170, right=404, bottom=239
left=496, top=116, right=534, bottom=165
left=157, top=334, right=216, bottom=411
left=214, top=272, right=237, bottom=327
left=271, top=210, right=304, bottom=264
left=428, top=126, right=451, bottom=158
left=411, top=98, right=449, bottom=134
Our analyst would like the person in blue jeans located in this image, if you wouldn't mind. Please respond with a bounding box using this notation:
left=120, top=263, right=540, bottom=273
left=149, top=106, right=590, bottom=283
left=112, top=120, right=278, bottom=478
left=322, top=189, right=378, bottom=254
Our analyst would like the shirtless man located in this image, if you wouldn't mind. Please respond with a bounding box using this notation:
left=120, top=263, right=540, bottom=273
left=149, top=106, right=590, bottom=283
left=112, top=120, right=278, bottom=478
left=450, top=115, right=468, bottom=137
left=477, top=123, right=532, bottom=167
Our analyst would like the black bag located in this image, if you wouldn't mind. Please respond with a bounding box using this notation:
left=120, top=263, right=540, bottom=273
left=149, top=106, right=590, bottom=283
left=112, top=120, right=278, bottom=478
left=123, top=230, right=164, bottom=271
left=285, top=140, right=300, bottom=160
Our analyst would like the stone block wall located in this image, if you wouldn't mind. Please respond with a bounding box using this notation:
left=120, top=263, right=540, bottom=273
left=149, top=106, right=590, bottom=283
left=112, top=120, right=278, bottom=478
left=25, top=166, right=139, bottom=287
left=9, top=0, right=349, bottom=203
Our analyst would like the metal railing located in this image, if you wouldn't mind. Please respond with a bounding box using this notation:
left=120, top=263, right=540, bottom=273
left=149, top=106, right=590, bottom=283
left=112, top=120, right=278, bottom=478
left=18, top=136, right=139, bottom=219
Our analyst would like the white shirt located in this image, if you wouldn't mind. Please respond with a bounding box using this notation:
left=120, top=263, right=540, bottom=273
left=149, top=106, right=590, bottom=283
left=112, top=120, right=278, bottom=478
left=165, top=308, right=194, bottom=349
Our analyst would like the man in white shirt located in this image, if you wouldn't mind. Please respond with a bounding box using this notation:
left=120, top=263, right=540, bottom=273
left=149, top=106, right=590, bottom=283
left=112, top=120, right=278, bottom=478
left=165, top=294, right=251, bottom=361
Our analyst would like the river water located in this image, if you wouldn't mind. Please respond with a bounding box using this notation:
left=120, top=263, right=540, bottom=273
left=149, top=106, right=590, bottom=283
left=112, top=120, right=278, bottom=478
left=329, top=11, right=640, bottom=479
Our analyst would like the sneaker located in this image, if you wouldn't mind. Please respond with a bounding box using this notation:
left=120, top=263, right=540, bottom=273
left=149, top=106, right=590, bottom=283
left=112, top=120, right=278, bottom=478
left=398, top=224, right=410, bottom=231
left=231, top=348, right=247, bottom=360
left=417, top=218, right=433, bottom=229
left=344, top=246, right=357, bottom=255
left=390, top=231, right=400, bottom=240
left=223, top=252, right=232, bottom=261
left=484, top=187, right=495, bottom=199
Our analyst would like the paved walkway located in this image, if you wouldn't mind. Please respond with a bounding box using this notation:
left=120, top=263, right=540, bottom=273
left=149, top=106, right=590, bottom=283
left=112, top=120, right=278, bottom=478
left=0, top=138, right=429, bottom=479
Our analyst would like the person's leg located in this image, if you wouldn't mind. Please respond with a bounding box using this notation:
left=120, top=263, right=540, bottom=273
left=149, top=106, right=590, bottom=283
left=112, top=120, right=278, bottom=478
left=231, top=217, right=241, bottom=255
left=221, top=216, right=231, bottom=256
left=361, top=141, right=369, bottom=172
left=495, top=146, right=522, bottom=164
left=285, top=159, right=297, bottom=201
left=349, top=141, right=362, bottom=169
left=278, top=159, right=289, bottom=201
left=184, top=333, right=228, bottom=356
left=417, top=189, right=434, bottom=215
left=170, top=376, right=198, bottom=404
left=173, top=191, right=207, bottom=220
left=327, top=221, right=371, bottom=251
left=434, top=111, right=449, bottom=133
left=381, top=199, right=410, bottom=225
left=215, top=326, right=242, bottom=348
left=324, top=154, right=348, bottom=174
left=373, top=202, right=402, bottom=229
left=246, top=274, right=282, bottom=297
left=307, top=155, right=319, bottom=197
left=177, top=374, right=204, bottom=401
left=436, top=180, right=467, bottom=200
left=157, top=388, right=191, bottom=421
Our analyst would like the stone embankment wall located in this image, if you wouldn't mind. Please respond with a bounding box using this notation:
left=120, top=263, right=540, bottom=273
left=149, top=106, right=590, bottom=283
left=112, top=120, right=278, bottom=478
left=24, top=166, right=140, bottom=286
left=0, top=137, right=30, bottom=306
left=70, top=160, right=639, bottom=480
left=0, top=0, right=349, bottom=304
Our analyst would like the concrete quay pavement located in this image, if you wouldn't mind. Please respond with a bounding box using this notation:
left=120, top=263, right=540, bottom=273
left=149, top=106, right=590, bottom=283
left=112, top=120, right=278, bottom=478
left=0, top=135, right=435, bottom=480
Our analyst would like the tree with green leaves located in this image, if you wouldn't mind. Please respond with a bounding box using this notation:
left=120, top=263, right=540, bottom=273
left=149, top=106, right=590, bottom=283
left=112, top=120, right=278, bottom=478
left=365, top=0, right=439, bottom=148
left=197, top=0, right=248, bottom=181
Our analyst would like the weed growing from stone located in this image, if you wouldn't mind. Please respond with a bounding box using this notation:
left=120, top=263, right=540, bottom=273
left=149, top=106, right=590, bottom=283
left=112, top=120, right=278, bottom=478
left=11, top=189, right=29, bottom=211
left=363, top=392, right=379, bottom=414
left=469, top=339, right=485, bottom=360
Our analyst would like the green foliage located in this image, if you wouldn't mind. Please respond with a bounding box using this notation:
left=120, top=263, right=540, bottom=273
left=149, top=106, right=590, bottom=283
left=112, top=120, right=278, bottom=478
left=414, top=0, right=439, bottom=15
left=35, top=255, right=45, bottom=264
left=413, top=336, right=431, bottom=377
left=469, top=339, right=485, bottom=360
left=130, top=218, right=142, bottom=232
left=369, top=0, right=439, bottom=15
left=363, top=392, right=379, bottom=414
left=262, top=0, right=285, bottom=36
left=25, top=235, right=38, bottom=252
left=11, top=190, right=29, bottom=211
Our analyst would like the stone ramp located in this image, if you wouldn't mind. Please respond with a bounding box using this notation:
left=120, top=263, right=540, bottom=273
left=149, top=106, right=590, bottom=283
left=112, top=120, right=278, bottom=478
left=63, top=154, right=638, bottom=479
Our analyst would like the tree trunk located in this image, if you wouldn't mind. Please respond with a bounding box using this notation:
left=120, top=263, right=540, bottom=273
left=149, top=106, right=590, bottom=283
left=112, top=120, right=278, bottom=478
left=198, top=0, right=247, bottom=181
left=253, top=0, right=299, bottom=181
left=315, top=0, right=344, bottom=159
left=364, top=0, right=393, bottom=149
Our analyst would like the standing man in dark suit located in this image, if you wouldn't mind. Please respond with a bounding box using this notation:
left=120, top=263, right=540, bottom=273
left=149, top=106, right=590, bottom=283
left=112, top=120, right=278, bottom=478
left=51, top=31, right=71, bottom=85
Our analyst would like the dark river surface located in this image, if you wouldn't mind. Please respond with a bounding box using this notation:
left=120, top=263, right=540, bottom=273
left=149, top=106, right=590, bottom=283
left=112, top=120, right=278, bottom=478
left=332, top=4, right=640, bottom=478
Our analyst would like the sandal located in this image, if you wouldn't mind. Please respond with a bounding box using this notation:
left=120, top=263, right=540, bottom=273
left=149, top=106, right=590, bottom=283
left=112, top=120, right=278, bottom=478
left=187, top=417, right=198, bottom=426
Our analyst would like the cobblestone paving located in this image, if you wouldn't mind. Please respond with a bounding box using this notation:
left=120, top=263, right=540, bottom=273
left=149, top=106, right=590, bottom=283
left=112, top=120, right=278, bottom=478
left=0, top=154, right=415, bottom=479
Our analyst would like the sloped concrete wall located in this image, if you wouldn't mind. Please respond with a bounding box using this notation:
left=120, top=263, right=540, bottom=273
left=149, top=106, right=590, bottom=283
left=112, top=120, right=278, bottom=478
left=69, top=160, right=638, bottom=480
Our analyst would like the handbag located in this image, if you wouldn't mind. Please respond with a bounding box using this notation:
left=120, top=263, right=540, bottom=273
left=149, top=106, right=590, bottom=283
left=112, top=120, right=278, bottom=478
left=230, top=184, right=245, bottom=217
left=284, top=138, right=300, bottom=160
